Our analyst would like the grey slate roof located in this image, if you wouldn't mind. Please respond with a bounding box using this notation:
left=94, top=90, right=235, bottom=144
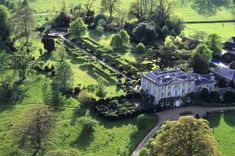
left=215, top=67, right=235, bottom=81
left=143, top=69, right=214, bottom=86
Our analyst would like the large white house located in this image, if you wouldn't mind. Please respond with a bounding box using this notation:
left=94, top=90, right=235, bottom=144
left=141, top=69, right=215, bottom=107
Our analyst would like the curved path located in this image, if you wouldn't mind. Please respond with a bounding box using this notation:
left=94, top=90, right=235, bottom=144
left=131, top=106, right=235, bottom=156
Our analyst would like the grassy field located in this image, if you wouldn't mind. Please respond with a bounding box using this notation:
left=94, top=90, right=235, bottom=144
left=30, top=0, right=235, bottom=21
left=208, top=111, right=235, bottom=156
left=30, top=0, right=135, bottom=13
left=174, top=0, right=235, bottom=21
left=184, top=23, right=235, bottom=41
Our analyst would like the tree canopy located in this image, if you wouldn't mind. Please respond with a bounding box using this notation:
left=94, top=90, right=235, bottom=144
left=206, top=33, right=222, bottom=57
left=194, top=44, right=212, bottom=63
left=0, top=5, right=10, bottom=40
left=101, top=0, right=121, bottom=18
left=69, top=17, right=87, bottom=39
left=9, top=0, right=35, bottom=44
left=150, top=116, right=222, bottom=156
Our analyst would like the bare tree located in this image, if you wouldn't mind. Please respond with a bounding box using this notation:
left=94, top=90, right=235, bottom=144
left=84, top=0, right=97, bottom=12
left=101, top=0, right=121, bottom=18
left=9, top=0, right=35, bottom=45
left=155, top=0, right=175, bottom=26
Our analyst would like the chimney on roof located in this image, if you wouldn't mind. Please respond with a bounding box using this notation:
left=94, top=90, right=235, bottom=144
left=158, top=77, right=163, bottom=83
left=211, top=76, right=215, bottom=82
left=189, top=68, right=193, bottom=73
left=198, top=76, right=202, bottom=81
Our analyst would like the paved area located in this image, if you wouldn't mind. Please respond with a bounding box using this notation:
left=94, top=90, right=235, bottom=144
left=131, top=106, right=235, bottom=156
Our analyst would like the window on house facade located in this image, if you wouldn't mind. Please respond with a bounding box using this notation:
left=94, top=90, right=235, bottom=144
left=161, top=92, right=164, bottom=97
left=182, top=89, right=185, bottom=94
left=168, top=92, right=171, bottom=96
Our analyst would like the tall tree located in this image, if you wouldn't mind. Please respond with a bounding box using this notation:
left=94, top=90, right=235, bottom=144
left=84, top=0, right=97, bottom=12
left=55, top=61, right=73, bottom=92
left=0, top=5, right=10, bottom=40
left=206, top=33, right=222, bottom=57
left=7, top=48, right=35, bottom=82
left=150, top=116, right=222, bottom=156
left=194, top=43, right=213, bottom=63
left=9, top=0, right=35, bottom=44
left=154, top=0, right=175, bottom=27
left=128, top=0, right=157, bottom=20
left=13, top=105, right=56, bottom=156
left=56, top=42, right=68, bottom=62
left=100, top=0, right=121, bottom=18
left=190, top=54, right=209, bottom=74
left=69, top=17, right=87, bottom=39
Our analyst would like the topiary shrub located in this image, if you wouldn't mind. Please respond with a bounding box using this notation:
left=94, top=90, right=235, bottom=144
left=136, top=43, right=146, bottom=53
left=133, top=22, right=158, bottom=44
left=94, top=14, right=107, bottom=26
left=42, top=37, right=55, bottom=52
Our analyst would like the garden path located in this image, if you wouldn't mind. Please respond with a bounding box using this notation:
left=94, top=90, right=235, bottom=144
left=131, top=106, right=235, bottom=156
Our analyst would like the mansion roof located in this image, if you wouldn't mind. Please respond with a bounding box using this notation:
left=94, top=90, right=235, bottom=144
left=143, top=69, right=214, bottom=86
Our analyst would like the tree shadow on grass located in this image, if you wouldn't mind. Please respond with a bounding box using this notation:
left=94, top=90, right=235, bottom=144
left=79, top=64, right=116, bottom=85
left=191, top=0, right=233, bottom=17
left=207, top=113, right=222, bottom=128
left=223, top=111, right=235, bottom=127
left=92, top=112, right=136, bottom=129
left=70, top=128, right=94, bottom=148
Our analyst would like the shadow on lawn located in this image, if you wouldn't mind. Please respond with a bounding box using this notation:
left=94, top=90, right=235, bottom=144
left=223, top=111, right=235, bottom=127
left=70, top=128, right=94, bottom=148
left=208, top=113, right=222, bottom=128
left=79, top=65, right=116, bottom=86
left=94, top=113, right=136, bottom=129
left=191, top=0, right=233, bottom=17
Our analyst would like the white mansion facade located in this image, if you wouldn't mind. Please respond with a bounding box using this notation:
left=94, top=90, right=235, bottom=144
left=141, top=69, right=215, bottom=106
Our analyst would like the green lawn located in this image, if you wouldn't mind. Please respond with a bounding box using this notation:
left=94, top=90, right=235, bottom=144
left=174, top=0, right=235, bottom=21
left=208, top=111, right=235, bottom=156
left=30, top=0, right=135, bottom=13
left=184, top=23, right=235, bottom=40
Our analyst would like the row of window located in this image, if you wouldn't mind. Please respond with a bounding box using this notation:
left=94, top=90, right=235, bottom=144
left=159, top=88, right=192, bottom=98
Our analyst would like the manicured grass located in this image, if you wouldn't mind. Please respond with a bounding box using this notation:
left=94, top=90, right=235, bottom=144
left=30, top=0, right=135, bottom=13
left=174, top=1, right=235, bottom=21
left=87, top=30, right=144, bottom=64
left=184, top=23, right=235, bottom=40
left=208, top=112, right=235, bottom=156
